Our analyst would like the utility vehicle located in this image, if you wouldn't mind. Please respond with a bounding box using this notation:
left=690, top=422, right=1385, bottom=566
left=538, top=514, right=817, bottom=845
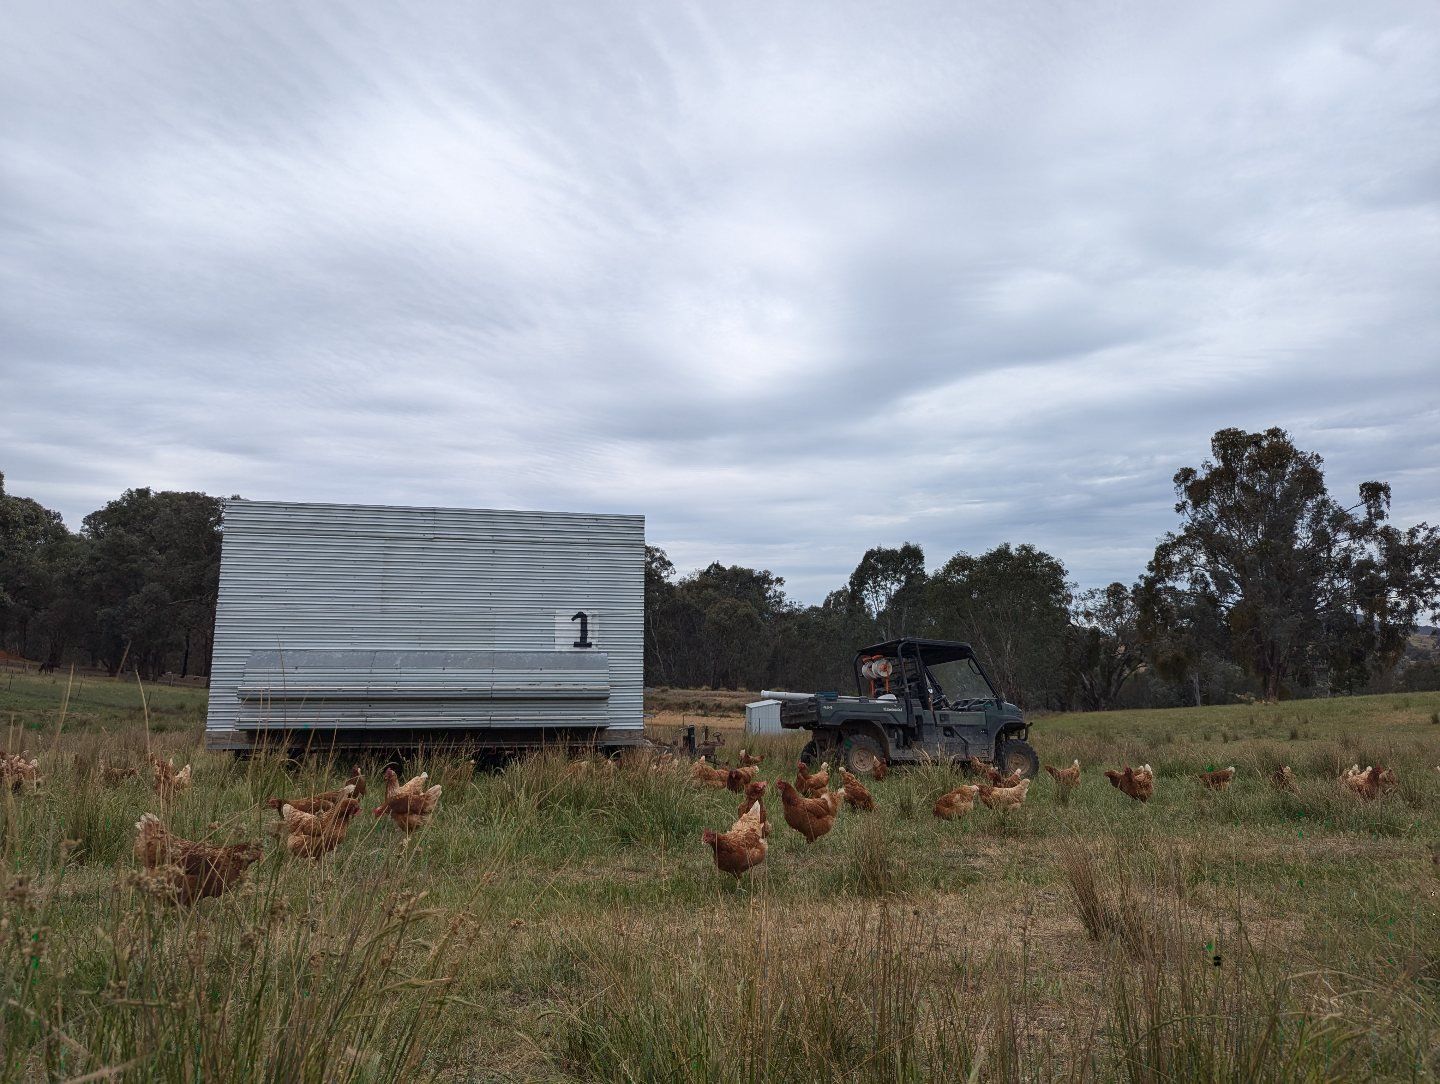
left=764, top=638, right=1037, bottom=779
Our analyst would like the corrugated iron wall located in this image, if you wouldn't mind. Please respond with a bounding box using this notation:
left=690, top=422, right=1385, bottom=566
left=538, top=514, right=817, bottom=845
left=205, top=500, right=644, bottom=746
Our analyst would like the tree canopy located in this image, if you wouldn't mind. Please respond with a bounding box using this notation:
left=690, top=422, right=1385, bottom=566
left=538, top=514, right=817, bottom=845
left=1147, top=427, right=1440, bottom=699
left=6, top=427, right=1439, bottom=703
left=0, top=477, right=224, bottom=677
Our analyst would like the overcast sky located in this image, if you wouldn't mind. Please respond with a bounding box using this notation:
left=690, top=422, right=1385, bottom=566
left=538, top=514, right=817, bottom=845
left=2, top=1, right=1437, bottom=602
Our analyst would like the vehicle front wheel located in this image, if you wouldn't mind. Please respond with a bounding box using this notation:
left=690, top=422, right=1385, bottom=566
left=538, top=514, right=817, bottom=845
left=798, top=740, right=819, bottom=767
left=995, top=737, right=1039, bottom=780
left=840, top=733, right=887, bottom=777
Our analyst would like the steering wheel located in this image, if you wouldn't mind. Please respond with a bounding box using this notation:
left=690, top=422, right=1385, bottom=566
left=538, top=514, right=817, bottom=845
left=928, top=678, right=949, bottom=711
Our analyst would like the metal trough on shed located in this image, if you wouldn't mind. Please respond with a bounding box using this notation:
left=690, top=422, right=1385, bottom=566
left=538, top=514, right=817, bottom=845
left=236, top=649, right=612, bottom=730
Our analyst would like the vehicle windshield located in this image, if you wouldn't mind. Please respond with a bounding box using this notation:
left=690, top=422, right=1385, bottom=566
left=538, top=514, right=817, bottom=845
left=927, top=657, right=996, bottom=702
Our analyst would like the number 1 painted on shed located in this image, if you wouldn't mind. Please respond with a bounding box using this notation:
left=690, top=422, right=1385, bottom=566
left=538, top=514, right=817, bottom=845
left=571, top=611, right=593, bottom=648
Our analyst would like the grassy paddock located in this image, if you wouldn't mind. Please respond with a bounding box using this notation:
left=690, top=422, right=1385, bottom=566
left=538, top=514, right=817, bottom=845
left=3, top=672, right=1440, bottom=1081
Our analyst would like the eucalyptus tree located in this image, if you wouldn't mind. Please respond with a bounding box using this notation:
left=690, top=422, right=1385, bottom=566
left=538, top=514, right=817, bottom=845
left=1149, top=427, right=1440, bottom=699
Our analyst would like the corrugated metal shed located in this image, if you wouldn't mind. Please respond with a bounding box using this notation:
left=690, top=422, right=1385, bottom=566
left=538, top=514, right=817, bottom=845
left=206, top=500, right=644, bottom=749
left=744, top=699, right=783, bottom=735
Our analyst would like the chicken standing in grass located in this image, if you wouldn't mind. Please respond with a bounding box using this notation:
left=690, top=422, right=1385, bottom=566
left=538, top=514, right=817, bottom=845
left=1, top=753, right=41, bottom=792
left=348, top=765, right=368, bottom=797
left=796, top=760, right=830, bottom=798
left=839, top=769, right=875, bottom=812
left=977, top=778, right=1031, bottom=811
left=967, top=758, right=1022, bottom=787
left=265, top=766, right=367, bottom=815
left=148, top=754, right=192, bottom=802
left=775, top=779, right=842, bottom=843
left=1198, top=766, right=1236, bottom=791
left=133, top=813, right=262, bottom=905
left=1044, top=760, right=1081, bottom=789
left=373, top=768, right=442, bottom=833
left=702, top=801, right=767, bottom=878
left=689, top=757, right=730, bottom=789
left=736, top=780, right=771, bottom=836
left=1270, top=766, right=1298, bottom=793
left=281, top=791, right=362, bottom=859
left=1105, top=765, right=1154, bottom=803
left=1340, top=765, right=1395, bottom=801
left=725, top=765, right=759, bottom=793
left=738, top=749, right=764, bottom=768
left=1340, top=764, right=1370, bottom=798
left=933, top=784, right=979, bottom=820
left=871, top=758, right=889, bottom=781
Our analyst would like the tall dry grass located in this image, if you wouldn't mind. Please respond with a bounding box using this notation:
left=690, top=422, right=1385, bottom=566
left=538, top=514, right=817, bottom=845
left=3, top=677, right=1440, bottom=1080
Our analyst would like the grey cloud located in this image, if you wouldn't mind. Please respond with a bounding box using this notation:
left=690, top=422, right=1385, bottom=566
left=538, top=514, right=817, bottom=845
left=2, top=0, right=1437, bottom=604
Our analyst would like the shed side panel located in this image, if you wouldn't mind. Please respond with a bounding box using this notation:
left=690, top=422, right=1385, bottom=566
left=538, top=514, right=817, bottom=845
left=206, top=501, right=643, bottom=744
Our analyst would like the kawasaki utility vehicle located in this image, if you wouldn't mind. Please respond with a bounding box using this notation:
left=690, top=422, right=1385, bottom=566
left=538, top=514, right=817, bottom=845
left=765, top=638, right=1037, bottom=780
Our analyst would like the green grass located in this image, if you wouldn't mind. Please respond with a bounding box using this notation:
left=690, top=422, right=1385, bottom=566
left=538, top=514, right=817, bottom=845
left=3, top=671, right=1440, bottom=1081
left=1, top=666, right=208, bottom=737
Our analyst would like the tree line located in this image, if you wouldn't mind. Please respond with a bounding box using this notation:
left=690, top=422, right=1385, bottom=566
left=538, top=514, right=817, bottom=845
left=0, top=477, right=222, bottom=678
left=4, top=427, right=1439, bottom=703
left=646, top=428, right=1440, bottom=708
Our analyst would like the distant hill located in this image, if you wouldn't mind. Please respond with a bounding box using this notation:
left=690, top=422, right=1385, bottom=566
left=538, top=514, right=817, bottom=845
left=1406, top=626, right=1439, bottom=660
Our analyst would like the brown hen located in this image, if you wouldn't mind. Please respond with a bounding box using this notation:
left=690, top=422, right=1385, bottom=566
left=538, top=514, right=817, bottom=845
left=266, top=766, right=367, bottom=814
left=736, top=780, right=771, bottom=835
left=1198, top=766, right=1236, bottom=791
left=1, top=753, right=41, bottom=792
left=725, top=764, right=759, bottom=792
left=1044, top=759, right=1081, bottom=787
left=689, top=757, right=731, bottom=789
left=148, top=755, right=192, bottom=802
left=796, top=760, right=830, bottom=797
left=1104, top=764, right=1154, bottom=803
left=1340, top=765, right=1395, bottom=801
left=703, top=802, right=767, bottom=878
left=133, top=814, right=262, bottom=906
left=281, top=793, right=362, bottom=858
left=933, top=784, right=979, bottom=820
left=977, top=778, right=1031, bottom=810
left=839, top=769, right=875, bottom=811
left=373, top=768, right=442, bottom=832
left=775, top=779, right=841, bottom=843
left=1270, top=765, right=1298, bottom=792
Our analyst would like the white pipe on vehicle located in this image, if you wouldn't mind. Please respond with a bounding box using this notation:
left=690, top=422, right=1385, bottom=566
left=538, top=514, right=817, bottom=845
left=760, top=690, right=815, bottom=702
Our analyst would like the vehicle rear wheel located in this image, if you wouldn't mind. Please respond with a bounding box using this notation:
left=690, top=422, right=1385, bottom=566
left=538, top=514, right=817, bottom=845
left=995, top=737, right=1039, bottom=780
left=840, top=734, right=886, bottom=777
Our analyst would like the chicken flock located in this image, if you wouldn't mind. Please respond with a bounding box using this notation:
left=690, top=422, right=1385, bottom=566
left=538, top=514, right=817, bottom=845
left=3, top=748, right=443, bottom=906
left=134, top=766, right=441, bottom=903
left=0, top=736, right=1425, bottom=895
left=696, top=749, right=1416, bottom=880
left=699, top=752, right=1053, bottom=877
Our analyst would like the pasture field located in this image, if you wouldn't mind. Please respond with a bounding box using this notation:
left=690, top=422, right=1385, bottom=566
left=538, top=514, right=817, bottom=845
left=3, top=670, right=1440, bottom=1082
left=643, top=686, right=752, bottom=734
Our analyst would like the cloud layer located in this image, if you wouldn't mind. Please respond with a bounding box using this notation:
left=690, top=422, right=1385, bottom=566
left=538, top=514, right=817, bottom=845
left=3, top=0, right=1437, bottom=600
